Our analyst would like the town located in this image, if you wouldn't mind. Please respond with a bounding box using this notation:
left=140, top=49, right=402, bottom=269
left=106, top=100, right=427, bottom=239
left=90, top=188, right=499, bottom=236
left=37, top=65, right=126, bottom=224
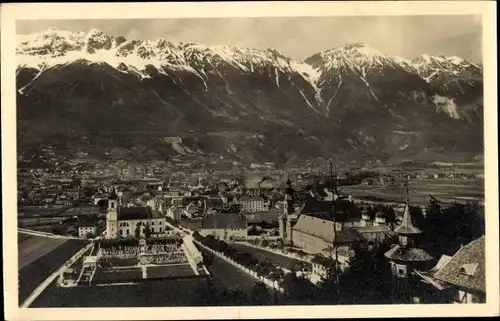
left=18, top=157, right=485, bottom=307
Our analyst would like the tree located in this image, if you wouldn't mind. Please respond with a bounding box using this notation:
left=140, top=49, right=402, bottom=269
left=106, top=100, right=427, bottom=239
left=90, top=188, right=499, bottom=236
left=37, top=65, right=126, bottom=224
left=316, top=259, right=340, bottom=304
left=281, top=268, right=317, bottom=304
left=250, top=282, right=272, bottom=305
left=261, top=239, right=269, bottom=248
left=67, top=226, right=78, bottom=237
left=134, top=222, right=141, bottom=239
left=144, top=222, right=151, bottom=238
left=193, top=278, right=219, bottom=306
left=219, top=288, right=248, bottom=306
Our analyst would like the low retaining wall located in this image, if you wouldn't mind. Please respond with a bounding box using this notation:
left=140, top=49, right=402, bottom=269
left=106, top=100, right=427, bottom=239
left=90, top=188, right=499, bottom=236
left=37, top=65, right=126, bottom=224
left=194, top=240, right=285, bottom=293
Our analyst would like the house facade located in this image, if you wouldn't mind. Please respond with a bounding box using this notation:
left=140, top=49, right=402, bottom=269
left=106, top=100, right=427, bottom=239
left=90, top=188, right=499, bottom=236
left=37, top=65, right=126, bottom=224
left=239, top=196, right=267, bottom=212
left=199, top=213, right=248, bottom=240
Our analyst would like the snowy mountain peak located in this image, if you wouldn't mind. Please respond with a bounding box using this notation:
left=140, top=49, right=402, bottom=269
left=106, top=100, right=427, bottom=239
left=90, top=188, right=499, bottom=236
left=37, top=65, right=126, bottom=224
left=305, top=42, right=399, bottom=73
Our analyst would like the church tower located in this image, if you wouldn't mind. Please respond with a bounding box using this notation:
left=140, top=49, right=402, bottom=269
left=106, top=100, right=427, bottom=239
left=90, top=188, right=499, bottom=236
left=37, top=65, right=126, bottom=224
left=279, top=177, right=294, bottom=244
left=106, top=189, right=119, bottom=239
left=384, top=175, right=433, bottom=303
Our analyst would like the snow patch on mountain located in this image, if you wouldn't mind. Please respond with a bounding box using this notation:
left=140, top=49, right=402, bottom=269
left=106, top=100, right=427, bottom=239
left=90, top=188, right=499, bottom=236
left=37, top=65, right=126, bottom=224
left=433, top=94, right=460, bottom=119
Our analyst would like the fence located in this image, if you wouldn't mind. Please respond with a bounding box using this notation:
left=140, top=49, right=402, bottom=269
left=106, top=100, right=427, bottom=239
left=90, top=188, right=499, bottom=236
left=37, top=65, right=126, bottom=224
left=193, top=240, right=285, bottom=293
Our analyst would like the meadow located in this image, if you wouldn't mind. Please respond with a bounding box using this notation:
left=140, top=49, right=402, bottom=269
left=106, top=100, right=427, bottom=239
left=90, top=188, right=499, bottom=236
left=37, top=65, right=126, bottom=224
left=343, top=178, right=484, bottom=206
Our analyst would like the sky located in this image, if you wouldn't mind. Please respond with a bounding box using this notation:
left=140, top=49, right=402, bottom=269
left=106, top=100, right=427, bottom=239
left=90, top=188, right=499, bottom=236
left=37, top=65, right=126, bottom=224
left=17, top=16, right=482, bottom=62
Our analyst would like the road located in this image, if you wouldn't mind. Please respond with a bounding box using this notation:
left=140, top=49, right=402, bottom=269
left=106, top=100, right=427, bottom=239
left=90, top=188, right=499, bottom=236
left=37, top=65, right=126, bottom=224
left=18, top=228, right=83, bottom=241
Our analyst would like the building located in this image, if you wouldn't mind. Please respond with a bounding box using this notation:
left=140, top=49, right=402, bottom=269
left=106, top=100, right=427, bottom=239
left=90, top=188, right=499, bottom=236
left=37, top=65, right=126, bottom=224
left=354, top=224, right=393, bottom=242
left=359, top=207, right=373, bottom=227
left=183, top=202, right=199, bottom=218
left=239, top=196, right=267, bottom=212
left=106, top=190, right=166, bottom=239
left=311, top=255, right=336, bottom=279
left=296, top=196, right=363, bottom=229
left=167, top=206, right=182, bottom=221
left=384, top=201, right=434, bottom=303
left=199, top=213, right=248, bottom=240
left=78, top=225, right=97, bottom=238
left=291, top=214, right=360, bottom=254
left=428, top=236, right=486, bottom=303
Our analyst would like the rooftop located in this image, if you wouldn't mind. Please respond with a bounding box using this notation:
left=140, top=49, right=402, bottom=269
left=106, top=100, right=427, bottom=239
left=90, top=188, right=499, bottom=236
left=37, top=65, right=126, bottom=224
left=384, top=245, right=434, bottom=262
left=355, top=225, right=392, bottom=234
left=117, top=206, right=153, bottom=221
left=394, top=204, right=422, bottom=235
left=298, top=197, right=362, bottom=222
left=201, top=213, right=247, bottom=230
left=434, top=236, right=485, bottom=293
left=292, top=214, right=360, bottom=244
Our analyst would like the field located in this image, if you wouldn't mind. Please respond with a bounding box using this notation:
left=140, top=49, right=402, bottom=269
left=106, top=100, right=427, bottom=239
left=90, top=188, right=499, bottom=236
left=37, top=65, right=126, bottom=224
left=146, top=264, right=196, bottom=279
left=18, top=234, right=89, bottom=304
left=59, top=205, right=103, bottom=216
left=18, top=207, right=67, bottom=218
left=231, top=243, right=311, bottom=272
left=343, top=179, right=484, bottom=206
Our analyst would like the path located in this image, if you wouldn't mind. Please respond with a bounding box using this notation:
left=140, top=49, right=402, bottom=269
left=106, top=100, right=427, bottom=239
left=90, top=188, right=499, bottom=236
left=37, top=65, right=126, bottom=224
left=18, top=228, right=83, bottom=241
left=20, top=242, right=93, bottom=308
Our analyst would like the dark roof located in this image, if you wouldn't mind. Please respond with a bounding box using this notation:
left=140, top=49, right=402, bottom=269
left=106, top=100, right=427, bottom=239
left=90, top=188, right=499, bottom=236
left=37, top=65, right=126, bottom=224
left=299, top=198, right=332, bottom=215
left=434, top=236, right=485, bottom=293
left=117, top=206, right=152, bottom=221
left=244, top=210, right=281, bottom=223
left=375, top=211, right=386, bottom=218
left=109, top=189, right=118, bottom=200
left=201, top=214, right=247, bottom=230
left=298, top=197, right=362, bottom=222
left=384, top=245, right=433, bottom=262
left=394, top=204, right=422, bottom=235
left=355, top=225, right=392, bottom=234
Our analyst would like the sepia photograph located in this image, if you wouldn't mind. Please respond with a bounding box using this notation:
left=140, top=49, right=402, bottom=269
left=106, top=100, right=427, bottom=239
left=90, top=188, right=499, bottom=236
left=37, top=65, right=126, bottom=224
left=2, top=1, right=498, bottom=320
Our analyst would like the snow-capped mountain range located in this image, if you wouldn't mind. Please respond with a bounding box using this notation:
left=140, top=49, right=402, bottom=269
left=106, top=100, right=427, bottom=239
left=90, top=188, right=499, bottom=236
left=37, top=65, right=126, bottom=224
left=16, top=28, right=483, bottom=164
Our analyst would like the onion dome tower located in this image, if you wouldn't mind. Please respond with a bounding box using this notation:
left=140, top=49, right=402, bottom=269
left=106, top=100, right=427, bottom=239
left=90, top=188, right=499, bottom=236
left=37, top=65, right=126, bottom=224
left=384, top=175, right=433, bottom=303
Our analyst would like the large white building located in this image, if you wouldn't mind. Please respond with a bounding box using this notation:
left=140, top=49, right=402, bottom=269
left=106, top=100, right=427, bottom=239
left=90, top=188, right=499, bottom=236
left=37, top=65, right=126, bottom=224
left=106, top=190, right=166, bottom=239
left=239, top=196, right=267, bottom=212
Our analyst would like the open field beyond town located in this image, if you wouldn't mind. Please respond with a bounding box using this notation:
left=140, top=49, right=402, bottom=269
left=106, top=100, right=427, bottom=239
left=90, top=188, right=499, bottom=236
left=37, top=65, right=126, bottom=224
left=343, top=179, right=484, bottom=205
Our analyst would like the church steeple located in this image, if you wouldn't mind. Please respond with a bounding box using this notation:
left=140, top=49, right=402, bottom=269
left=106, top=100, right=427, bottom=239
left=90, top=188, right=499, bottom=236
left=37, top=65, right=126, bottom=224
left=285, top=175, right=295, bottom=214
left=394, top=174, right=421, bottom=236
left=394, top=203, right=422, bottom=236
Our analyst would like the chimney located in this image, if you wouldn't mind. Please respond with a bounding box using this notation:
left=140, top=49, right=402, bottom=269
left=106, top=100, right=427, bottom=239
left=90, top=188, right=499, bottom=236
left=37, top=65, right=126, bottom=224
left=323, top=188, right=333, bottom=201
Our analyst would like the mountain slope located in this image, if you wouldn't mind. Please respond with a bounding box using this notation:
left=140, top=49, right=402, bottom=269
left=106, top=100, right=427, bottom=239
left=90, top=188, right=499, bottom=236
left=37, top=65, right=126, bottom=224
left=16, top=29, right=484, bottom=165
